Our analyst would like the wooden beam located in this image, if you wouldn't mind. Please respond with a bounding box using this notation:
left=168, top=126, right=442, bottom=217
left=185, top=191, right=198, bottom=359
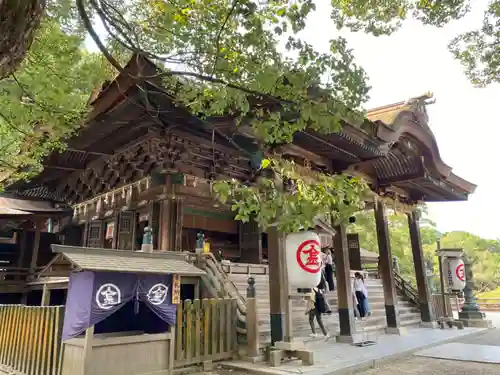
left=43, top=165, right=85, bottom=172
left=303, top=131, right=360, bottom=160
left=277, top=144, right=332, bottom=170
left=377, top=171, right=424, bottom=186
left=66, top=148, right=111, bottom=156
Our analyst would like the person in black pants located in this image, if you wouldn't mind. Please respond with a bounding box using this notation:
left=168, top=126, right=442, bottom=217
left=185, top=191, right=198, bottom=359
left=306, top=286, right=328, bottom=337
left=324, top=249, right=335, bottom=291
left=353, top=272, right=367, bottom=319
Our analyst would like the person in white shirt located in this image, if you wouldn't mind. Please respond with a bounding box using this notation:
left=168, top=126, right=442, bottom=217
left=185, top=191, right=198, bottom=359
left=324, top=249, right=335, bottom=291
left=353, top=272, right=367, bottom=319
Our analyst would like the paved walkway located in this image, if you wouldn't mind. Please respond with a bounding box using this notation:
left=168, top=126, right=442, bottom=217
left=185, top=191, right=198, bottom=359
left=357, top=325, right=500, bottom=374
left=222, top=326, right=489, bottom=375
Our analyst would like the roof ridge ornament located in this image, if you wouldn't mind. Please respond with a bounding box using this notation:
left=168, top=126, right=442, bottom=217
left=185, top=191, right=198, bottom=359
left=405, top=92, right=436, bottom=129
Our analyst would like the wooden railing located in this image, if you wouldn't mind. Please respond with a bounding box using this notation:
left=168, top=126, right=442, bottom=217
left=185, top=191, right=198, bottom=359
left=467, top=298, right=500, bottom=311
left=0, top=305, right=64, bottom=375
left=0, top=267, right=29, bottom=281
left=201, top=254, right=247, bottom=333
left=221, top=262, right=269, bottom=275
left=394, top=271, right=419, bottom=306
left=174, top=298, right=237, bottom=368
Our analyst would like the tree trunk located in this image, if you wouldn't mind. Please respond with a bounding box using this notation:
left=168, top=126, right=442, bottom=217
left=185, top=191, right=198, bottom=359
left=0, top=0, right=46, bottom=79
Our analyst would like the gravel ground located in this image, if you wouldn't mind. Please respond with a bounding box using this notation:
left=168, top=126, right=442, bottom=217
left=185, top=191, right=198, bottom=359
left=350, top=328, right=500, bottom=375
left=358, top=356, right=500, bottom=375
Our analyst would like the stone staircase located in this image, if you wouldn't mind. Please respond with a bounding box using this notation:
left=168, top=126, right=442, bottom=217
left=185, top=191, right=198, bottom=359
left=224, top=263, right=422, bottom=344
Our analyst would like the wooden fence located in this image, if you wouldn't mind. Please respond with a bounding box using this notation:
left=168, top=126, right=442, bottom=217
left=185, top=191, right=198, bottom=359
left=431, top=294, right=454, bottom=318
left=175, top=298, right=237, bottom=368
left=0, top=305, right=64, bottom=375
left=0, top=299, right=237, bottom=373
left=465, top=298, right=500, bottom=311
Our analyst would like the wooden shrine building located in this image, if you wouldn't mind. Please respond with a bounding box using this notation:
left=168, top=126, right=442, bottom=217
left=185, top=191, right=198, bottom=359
left=2, top=54, right=476, bottom=345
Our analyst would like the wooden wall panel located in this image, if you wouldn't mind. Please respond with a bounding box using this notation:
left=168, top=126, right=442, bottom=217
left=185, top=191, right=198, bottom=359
left=182, top=214, right=237, bottom=234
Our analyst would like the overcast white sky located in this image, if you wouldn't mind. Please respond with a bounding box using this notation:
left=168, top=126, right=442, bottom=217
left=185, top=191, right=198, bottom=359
left=88, top=1, right=498, bottom=239
left=301, top=1, right=498, bottom=240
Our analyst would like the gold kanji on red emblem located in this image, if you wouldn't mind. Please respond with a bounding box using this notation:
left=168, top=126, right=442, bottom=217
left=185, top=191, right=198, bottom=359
left=296, top=239, right=322, bottom=273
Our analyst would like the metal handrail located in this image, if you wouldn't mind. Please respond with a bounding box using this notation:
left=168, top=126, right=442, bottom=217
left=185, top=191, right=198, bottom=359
left=394, top=271, right=419, bottom=306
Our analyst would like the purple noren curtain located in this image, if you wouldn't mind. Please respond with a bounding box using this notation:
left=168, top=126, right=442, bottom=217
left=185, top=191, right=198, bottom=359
left=62, top=271, right=94, bottom=340
left=138, top=274, right=177, bottom=325
left=62, top=271, right=137, bottom=340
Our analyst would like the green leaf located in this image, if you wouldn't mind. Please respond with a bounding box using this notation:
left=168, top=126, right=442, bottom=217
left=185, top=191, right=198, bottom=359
left=260, top=158, right=271, bottom=169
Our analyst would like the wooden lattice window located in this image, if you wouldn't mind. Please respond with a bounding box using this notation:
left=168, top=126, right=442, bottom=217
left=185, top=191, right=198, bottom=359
left=118, top=211, right=135, bottom=250
left=119, top=216, right=132, bottom=234
left=347, top=233, right=360, bottom=250
left=87, top=221, right=103, bottom=248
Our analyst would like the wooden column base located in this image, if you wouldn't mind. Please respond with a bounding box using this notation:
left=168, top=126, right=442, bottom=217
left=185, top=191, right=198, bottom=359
left=385, top=327, right=408, bottom=335
left=384, top=304, right=400, bottom=329
left=270, top=313, right=286, bottom=344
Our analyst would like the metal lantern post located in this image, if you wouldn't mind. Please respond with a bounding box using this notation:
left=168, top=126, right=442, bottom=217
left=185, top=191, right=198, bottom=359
left=458, top=255, right=491, bottom=327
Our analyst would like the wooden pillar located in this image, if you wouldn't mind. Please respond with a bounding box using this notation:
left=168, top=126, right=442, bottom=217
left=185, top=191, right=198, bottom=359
left=29, top=223, right=41, bottom=277
left=16, top=230, right=27, bottom=280
left=41, top=284, right=51, bottom=306
left=246, top=278, right=260, bottom=358
left=159, top=199, right=172, bottom=251
left=374, top=201, right=401, bottom=332
left=165, top=198, right=184, bottom=252
left=82, top=325, right=95, bottom=374
left=333, top=225, right=356, bottom=341
left=239, top=221, right=262, bottom=264
left=149, top=201, right=161, bottom=250
left=408, top=210, right=434, bottom=323
left=267, top=227, right=287, bottom=345
left=174, top=199, right=184, bottom=251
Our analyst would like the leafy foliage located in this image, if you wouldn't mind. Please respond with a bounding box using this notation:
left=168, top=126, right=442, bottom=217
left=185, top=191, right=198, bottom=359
left=448, top=0, right=500, bottom=87
left=0, top=9, right=115, bottom=183
left=1, top=0, right=498, bottom=230
left=349, top=209, right=500, bottom=293
left=212, top=158, right=371, bottom=232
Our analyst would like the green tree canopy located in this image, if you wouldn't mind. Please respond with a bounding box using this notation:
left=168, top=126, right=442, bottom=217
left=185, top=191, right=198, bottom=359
left=349, top=208, right=500, bottom=293
left=1, top=0, right=496, bottom=230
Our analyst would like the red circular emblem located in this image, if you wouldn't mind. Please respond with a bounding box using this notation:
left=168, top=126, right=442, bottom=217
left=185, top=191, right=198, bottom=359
left=455, top=263, right=465, bottom=282
left=296, top=239, right=322, bottom=274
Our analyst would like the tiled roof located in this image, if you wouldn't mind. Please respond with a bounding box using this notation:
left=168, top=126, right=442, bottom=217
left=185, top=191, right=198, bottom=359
left=51, top=245, right=206, bottom=276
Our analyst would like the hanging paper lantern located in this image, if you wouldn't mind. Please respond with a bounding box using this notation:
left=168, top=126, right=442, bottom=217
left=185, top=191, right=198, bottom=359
left=285, top=231, right=323, bottom=289
left=446, top=257, right=466, bottom=291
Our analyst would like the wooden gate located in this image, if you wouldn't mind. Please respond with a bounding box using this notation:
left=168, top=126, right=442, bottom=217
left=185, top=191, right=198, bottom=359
left=0, top=305, right=64, bottom=375
left=174, top=298, right=237, bottom=368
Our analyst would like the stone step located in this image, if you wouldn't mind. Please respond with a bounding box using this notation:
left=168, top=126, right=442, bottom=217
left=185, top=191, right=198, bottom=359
left=228, top=271, right=422, bottom=343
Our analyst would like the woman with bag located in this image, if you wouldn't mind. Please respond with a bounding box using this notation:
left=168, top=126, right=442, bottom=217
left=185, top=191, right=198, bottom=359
left=305, top=285, right=329, bottom=338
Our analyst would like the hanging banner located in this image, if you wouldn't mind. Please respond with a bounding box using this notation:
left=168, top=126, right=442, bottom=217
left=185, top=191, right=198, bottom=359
left=62, top=271, right=137, bottom=340
left=62, top=271, right=180, bottom=341
left=138, top=274, right=176, bottom=325
left=286, top=231, right=322, bottom=289
left=447, top=257, right=466, bottom=291
left=171, top=274, right=181, bottom=304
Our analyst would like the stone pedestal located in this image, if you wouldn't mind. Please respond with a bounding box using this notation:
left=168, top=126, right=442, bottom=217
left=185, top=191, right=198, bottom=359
left=269, top=341, right=314, bottom=367
left=385, top=326, right=407, bottom=335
